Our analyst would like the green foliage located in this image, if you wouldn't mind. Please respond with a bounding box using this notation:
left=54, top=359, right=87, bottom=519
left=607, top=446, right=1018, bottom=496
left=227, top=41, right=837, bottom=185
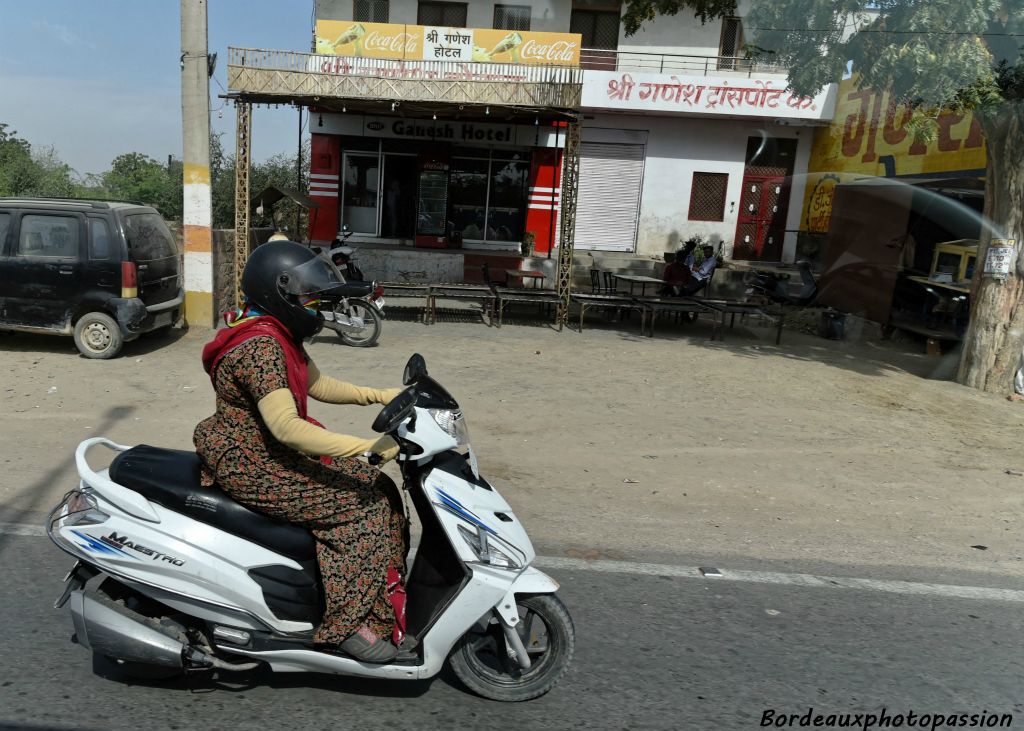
left=744, top=0, right=1023, bottom=119
left=100, top=152, right=183, bottom=220
left=622, top=0, right=1023, bottom=124
left=0, top=120, right=311, bottom=234
left=0, top=123, right=76, bottom=198
left=209, top=132, right=311, bottom=236
left=622, top=0, right=737, bottom=37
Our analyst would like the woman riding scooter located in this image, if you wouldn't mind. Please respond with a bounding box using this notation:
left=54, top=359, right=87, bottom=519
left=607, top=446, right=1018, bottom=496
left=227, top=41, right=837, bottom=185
left=193, top=241, right=407, bottom=663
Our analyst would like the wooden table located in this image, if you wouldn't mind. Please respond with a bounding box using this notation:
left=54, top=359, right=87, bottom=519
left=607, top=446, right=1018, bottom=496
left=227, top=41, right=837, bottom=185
left=504, top=269, right=547, bottom=289
left=613, top=274, right=664, bottom=296
left=906, top=275, right=971, bottom=295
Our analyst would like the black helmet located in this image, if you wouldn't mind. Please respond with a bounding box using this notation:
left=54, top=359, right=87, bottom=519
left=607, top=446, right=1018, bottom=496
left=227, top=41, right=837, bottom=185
left=241, top=241, right=338, bottom=340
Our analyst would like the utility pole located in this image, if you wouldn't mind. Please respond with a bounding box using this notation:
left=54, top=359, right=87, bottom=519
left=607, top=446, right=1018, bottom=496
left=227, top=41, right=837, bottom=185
left=181, top=0, right=214, bottom=327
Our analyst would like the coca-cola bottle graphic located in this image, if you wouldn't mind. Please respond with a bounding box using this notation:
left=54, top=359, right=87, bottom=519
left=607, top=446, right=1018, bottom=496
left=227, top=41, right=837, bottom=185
left=331, top=23, right=366, bottom=56
left=485, top=31, right=523, bottom=62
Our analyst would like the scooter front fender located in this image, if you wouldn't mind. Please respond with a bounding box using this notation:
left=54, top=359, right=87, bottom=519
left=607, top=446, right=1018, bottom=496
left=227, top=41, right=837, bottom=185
left=511, top=566, right=560, bottom=595
left=494, top=567, right=560, bottom=626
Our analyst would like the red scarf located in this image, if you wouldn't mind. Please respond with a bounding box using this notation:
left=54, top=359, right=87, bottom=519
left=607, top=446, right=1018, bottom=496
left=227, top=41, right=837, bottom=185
left=201, top=315, right=332, bottom=463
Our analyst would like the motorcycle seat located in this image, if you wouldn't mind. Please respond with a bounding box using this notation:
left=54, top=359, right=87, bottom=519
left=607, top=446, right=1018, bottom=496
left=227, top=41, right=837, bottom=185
left=109, top=445, right=316, bottom=562
left=320, top=281, right=374, bottom=299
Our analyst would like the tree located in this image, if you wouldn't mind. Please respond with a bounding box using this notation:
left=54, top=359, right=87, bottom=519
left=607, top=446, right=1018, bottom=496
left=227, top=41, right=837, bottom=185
left=622, top=0, right=1024, bottom=395
left=0, top=123, right=75, bottom=198
left=102, top=152, right=183, bottom=220
left=209, top=133, right=311, bottom=236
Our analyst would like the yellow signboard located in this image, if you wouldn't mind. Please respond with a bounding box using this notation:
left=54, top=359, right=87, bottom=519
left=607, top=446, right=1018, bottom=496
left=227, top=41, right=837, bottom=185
left=314, top=20, right=581, bottom=66
left=800, top=76, right=988, bottom=233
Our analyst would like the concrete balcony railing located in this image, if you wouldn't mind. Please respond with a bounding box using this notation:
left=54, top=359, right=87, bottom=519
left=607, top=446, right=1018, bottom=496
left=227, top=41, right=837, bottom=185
left=580, top=48, right=786, bottom=77
left=227, top=47, right=583, bottom=108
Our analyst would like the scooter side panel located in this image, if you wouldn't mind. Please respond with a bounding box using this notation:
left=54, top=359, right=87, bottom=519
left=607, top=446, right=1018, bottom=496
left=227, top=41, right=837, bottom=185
left=55, top=496, right=314, bottom=634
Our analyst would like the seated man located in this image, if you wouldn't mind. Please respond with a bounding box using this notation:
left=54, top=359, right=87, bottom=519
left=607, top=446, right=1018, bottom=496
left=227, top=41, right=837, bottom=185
left=660, top=248, right=695, bottom=296
left=681, top=245, right=719, bottom=295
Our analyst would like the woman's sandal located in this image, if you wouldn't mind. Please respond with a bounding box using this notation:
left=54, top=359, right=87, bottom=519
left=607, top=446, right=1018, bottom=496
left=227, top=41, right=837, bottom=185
left=339, top=626, right=398, bottom=664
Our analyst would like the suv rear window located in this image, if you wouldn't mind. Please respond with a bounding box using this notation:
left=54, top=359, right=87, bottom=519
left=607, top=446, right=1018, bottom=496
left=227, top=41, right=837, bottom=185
left=122, top=213, right=176, bottom=261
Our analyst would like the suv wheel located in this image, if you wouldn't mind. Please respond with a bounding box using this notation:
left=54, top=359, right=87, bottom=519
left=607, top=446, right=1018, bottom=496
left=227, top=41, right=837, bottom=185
left=73, top=312, right=124, bottom=359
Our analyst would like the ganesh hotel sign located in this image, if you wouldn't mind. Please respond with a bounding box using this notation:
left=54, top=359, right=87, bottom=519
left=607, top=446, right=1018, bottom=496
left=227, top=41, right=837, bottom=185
left=315, top=20, right=580, bottom=66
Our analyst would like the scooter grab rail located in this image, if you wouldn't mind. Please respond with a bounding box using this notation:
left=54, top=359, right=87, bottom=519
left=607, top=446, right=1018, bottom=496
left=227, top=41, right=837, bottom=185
left=73, top=437, right=161, bottom=523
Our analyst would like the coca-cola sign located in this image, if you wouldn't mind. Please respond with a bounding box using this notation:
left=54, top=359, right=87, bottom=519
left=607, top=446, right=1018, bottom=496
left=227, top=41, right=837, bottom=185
left=363, top=30, right=417, bottom=54
left=314, top=20, right=581, bottom=66
left=520, top=39, right=578, bottom=63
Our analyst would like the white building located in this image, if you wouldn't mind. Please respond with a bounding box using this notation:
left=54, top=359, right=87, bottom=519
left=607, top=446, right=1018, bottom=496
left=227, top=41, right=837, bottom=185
left=311, top=0, right=838, bottom=263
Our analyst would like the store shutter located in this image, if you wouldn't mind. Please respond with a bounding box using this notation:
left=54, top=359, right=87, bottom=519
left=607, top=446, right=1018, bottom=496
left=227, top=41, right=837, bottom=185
left=572, top=142, right=644, bottom=252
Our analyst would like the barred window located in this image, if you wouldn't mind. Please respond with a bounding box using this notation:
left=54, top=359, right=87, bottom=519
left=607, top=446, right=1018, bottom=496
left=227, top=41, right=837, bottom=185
left=718, top=17, right=744, bottom=70
left=688, top=172, right=729, bottom=222
left=570, top=9, right=620, bottom=49
left=353, top=0, right=389, bottom=22
left=417, top=1, right=468, bottom=27
left=494, top=4, right=531, bottom=30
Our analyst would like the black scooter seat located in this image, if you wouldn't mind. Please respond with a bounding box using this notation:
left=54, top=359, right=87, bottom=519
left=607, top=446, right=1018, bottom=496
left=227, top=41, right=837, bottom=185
left=109, top=445, right=316, bottom=562
left=320, top=281, right=374, bottom=299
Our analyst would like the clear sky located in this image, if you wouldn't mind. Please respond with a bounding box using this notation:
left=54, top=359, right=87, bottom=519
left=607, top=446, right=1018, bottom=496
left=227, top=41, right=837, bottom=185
left=0, top=0, right=315, bottom=176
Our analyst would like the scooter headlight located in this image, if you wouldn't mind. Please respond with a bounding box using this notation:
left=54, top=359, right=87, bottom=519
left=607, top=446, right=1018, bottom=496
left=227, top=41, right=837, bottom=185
left=457, top=525, right=522, bottom=570
left=430, top=409, right=470, bottom=446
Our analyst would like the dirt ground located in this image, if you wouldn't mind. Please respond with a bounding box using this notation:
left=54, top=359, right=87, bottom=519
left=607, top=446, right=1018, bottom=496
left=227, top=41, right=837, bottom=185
left=3, top=306, right=1023, bottom=584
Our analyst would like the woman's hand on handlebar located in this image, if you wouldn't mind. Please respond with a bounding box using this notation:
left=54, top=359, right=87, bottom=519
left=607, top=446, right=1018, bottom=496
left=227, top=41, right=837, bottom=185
left=381, top=387, right=404, bottom=404
left=365, top=435, right=400, bottom=464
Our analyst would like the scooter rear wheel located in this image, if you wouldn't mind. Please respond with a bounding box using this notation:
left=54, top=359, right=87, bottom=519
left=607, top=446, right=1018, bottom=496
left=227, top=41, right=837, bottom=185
left=448, top=593, right=574, bottom=702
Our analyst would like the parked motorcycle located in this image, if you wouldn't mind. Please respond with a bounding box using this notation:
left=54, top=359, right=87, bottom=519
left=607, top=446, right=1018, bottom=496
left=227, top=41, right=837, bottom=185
left=46, top=354, right=575, bottom=701
left=744, top=260, right=818, bottom=306
left=314, top=227, right=384, bottom=347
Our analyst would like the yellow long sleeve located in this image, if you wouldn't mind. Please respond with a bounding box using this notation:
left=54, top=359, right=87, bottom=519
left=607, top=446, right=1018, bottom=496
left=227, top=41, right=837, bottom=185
left=307, top=361, right=402, bottom=405
left=256, top=388, right=399, bottom=460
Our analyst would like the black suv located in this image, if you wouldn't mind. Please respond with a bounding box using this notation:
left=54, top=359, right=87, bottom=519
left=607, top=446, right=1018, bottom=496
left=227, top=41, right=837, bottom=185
left=0, top=198, right=183, bottom=359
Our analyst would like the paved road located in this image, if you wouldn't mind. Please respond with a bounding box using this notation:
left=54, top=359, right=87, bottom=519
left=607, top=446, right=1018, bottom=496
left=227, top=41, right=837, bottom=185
left=2, top=532, right=1021, bottom=731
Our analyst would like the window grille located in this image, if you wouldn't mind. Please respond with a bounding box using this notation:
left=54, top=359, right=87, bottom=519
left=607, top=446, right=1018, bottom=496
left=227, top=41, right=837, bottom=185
left=418, top=1, right=468, bottom=27
left=353, top=0, right=389, bottom=22
left=494, top=4, right=531, bottom=30
left=688, top=172, right=729, bottom=222
left=718, top=17, right=743, bottom=70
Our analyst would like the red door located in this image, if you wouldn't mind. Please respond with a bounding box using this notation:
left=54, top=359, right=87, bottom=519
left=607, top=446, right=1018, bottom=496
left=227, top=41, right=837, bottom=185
left=733, top=171, right=790, bottom=262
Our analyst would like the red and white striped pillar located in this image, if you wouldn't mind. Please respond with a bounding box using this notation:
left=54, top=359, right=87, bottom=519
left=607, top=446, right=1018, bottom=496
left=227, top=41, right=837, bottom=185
left=308, top=133, right=341, bottom=242
left=525, top=148, right=562, bottom=255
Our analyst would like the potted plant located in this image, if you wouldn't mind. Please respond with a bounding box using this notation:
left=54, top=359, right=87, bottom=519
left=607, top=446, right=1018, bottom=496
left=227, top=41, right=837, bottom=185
left=521, top=231, right=536, bottom=257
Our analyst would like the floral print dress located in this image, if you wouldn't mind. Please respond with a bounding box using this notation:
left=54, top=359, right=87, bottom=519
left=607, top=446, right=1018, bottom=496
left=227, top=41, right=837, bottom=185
left=193, top=336, right=407, bottom=644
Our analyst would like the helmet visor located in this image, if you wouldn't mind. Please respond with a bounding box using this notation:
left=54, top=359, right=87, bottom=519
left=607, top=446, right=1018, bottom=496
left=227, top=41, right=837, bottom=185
left=280, top=257, right=340, bottom=297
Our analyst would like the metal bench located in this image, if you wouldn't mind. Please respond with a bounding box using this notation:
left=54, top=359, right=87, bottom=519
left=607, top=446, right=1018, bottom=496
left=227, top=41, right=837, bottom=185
left=379, top=283, right=431, bottom=324
left=427, top=284, right=497, bottom=326
left=687, top=297, right=785, bottom=344
left=633, top=297, right=720, bottom=338
left=570, top=293, right=645, bottom=333
left=492, top=288, right=561, bottom=328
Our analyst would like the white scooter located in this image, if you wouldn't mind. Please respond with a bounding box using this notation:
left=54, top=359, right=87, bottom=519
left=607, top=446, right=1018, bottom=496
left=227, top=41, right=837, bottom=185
left=46, top=354, right=574, bottom=701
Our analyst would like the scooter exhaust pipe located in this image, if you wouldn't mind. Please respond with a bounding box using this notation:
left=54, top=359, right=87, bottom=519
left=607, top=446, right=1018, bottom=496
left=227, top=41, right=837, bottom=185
left=70, top=590, right=184, bottom=668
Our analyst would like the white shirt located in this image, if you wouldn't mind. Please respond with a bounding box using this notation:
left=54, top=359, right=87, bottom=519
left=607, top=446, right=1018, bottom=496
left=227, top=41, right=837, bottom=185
left=694, top=256, right=717, bottom=281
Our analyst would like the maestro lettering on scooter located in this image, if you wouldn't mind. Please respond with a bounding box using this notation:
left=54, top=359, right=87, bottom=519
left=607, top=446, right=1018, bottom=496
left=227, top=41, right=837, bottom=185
left=46, top=353, right=575, bottom=702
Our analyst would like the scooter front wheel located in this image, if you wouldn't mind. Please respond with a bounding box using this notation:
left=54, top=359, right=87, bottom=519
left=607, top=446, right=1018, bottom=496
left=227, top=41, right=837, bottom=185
left=448, top=593, right=575, bottom=702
